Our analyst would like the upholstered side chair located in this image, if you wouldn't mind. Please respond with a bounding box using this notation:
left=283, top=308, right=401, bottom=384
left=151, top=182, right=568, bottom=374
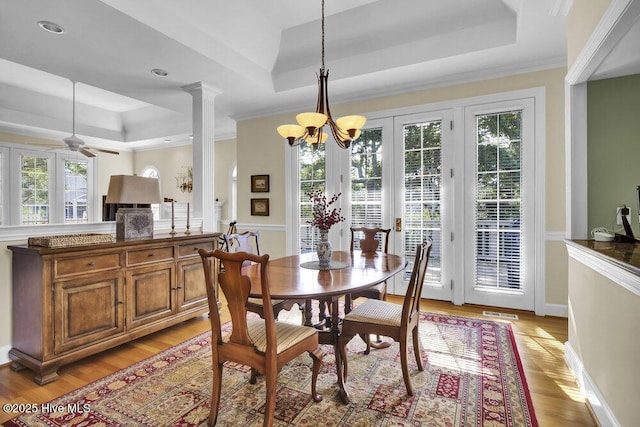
left=337, top=240, right=432, bottom=402
left=199, top=249, right=324, bottom=426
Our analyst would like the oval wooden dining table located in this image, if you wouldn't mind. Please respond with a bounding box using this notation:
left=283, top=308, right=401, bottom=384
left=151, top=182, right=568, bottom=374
left=243, top=250, right=407, bottom=403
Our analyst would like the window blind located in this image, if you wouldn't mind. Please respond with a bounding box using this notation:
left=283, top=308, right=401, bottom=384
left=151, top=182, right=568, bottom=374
left=474, top=111, right=522, bottom=290
left=299, top=143, right=326, bottom=254
left=403, top=120, right=442, bottom=285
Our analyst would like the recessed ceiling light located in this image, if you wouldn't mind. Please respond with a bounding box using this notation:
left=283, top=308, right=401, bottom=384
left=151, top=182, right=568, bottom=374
left=151, top=69, right=169, bottom=78
left=164, top=139, right=171, bottom=144
left=189, top=135, right=193, bottom=140
left=38, top=21, right=65, bottom=34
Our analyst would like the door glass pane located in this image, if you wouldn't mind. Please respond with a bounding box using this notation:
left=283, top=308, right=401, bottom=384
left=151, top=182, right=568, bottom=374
left=474, top=111, right=522, bottom=290
left=350, top=128, right=383, bottom=249
left=403, top=121, right=442, bottom=285
left=299, top=143, right=326, bottom=253
left=64, top=159, right=89, bottom=223
left=21, top=155, right=50, bottom=224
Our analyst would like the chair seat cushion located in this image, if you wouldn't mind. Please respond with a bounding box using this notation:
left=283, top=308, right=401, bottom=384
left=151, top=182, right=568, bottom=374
left=344, top=298, right=402, bottom=327
left=241, top=318, right=317, bottom=354
left=351, top=281, right=386, bottom=298
left=247, top=297, right=287, bottom=307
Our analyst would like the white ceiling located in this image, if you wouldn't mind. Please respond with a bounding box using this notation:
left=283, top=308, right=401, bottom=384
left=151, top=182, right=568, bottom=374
left=0, top=0, right=574, bottom=150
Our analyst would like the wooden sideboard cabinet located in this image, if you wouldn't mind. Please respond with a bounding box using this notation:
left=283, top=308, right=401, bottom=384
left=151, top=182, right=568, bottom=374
left=8, top=232, right=220, bottom=385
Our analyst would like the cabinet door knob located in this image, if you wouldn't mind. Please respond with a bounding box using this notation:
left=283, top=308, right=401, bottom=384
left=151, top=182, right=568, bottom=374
left=88, top=261, right=95, bottom=266
left=193, top=247, right=199, bottom=251
left=118, top=301, right=124, bottom=305
left=148, top=253, right=155, bottom=257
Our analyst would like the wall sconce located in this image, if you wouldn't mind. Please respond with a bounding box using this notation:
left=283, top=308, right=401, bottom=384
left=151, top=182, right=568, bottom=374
left=176, top=167, right=193, bottom=193
left=105, top=175, right=162, bottom=240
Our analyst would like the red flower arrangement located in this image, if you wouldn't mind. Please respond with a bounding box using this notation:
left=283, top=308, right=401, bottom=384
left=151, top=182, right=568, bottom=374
left=306, top=188, right=345, bottom=231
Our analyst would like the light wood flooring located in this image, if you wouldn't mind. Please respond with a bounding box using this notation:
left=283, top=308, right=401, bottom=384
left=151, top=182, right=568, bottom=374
left=0, top=298, right=596, bottom=426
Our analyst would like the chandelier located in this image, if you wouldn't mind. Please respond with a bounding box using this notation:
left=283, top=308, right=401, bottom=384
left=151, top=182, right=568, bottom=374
left=277, top=0, right=366, bottom=149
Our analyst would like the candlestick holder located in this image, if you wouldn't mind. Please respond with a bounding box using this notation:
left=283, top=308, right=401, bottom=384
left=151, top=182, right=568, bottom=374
left=169, top=201, right=176, bottom=235
left=185, top=202, right=191, bottom=234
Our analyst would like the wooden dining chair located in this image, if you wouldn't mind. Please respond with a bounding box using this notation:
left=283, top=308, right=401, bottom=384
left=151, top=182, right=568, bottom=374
left=218, top=221, right=237, bottom=251
left=337, top=240, right=433, bottom=400
left=199, top=249, right=323, bottom=426
left=224, top=231, right=303, bottom=320
left=345, top=226, right=392, bottom=313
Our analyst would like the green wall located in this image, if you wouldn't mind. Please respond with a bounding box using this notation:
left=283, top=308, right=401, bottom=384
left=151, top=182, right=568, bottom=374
left=588, top=73, right=640, bottom=236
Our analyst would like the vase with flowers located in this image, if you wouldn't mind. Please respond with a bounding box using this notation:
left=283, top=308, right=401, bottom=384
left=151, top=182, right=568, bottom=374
left=306, top=188, right=345, bottom=268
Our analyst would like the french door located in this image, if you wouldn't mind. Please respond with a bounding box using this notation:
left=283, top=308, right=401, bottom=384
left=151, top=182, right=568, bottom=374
left=392, top=110, right=454, bottom=301
left=291, top=92, right=540, bottom=311
left=463, top=99, right=535, bottom=310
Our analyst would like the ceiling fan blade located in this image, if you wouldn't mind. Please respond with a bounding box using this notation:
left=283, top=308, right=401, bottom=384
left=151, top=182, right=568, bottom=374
left=90, top=147, right=120, bottom=155
left=79, top=147, right=96, bottom=158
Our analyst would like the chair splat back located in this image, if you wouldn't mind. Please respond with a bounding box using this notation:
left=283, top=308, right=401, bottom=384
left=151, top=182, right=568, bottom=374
left=350, top=227, right=391, bottom=253
left=224, top=231, right=260, bottom=256
left=401, top=240, right=433, bottom=328
left=201, top=249, right=275, bottom=348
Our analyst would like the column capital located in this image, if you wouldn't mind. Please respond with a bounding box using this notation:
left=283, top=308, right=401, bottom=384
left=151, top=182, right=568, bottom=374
left=182, top=82, right=222, bottom=98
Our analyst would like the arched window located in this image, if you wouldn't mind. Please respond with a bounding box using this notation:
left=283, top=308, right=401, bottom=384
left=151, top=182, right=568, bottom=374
left=140, top=166, right=161, bottom=219
left=140, top=166, right=159, bottom=179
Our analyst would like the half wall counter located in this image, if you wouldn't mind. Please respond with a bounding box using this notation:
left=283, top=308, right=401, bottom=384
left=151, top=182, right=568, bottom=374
left=564, top=239, right=640, bottom=427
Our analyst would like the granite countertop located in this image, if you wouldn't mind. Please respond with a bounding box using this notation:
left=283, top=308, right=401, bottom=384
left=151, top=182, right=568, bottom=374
left=566, top=239, right=640, bottom=276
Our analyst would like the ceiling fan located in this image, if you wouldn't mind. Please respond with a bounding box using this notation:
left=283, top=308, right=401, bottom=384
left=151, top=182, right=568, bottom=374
left=63, top=80, right=119, bottom=158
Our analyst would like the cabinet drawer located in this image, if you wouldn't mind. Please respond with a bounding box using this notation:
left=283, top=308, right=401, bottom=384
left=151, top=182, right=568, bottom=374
left=127, top=247, right=174, bottom=266
left=54, top=253, right=121, bottom=278
left=178, top=241, right=214, bottom=258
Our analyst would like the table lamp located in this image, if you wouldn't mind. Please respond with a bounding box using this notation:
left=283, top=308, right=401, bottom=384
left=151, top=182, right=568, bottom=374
left=105, top=175, right=162, bottom=239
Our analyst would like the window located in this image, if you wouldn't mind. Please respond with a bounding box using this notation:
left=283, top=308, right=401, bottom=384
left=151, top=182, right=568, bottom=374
left=351, top=128, right=383, bottom=228
left=64, top=158, right=89, bottom=223
left=299, top=143, right=326, bottom=253
left=1, top=144, right=96, bottom=226
left=141, top=166, right=159, bottom=179
left=21, top=154, right=51, bottom=224
left=140, top=166, right=161, bottom=219
left=402, top=119, right=443, bottom=286
left=474, top=111, right=522, bottom=290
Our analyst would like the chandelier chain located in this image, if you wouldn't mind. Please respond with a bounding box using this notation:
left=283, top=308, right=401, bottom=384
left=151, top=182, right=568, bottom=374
left=321, top=0, right=325, bottom=71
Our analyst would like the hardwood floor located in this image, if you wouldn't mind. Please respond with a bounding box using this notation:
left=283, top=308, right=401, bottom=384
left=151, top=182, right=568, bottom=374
left=0, top=298, right=596, bottom=426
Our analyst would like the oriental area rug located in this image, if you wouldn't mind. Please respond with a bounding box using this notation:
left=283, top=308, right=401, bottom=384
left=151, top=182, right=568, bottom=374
left=4, top=312, right=537, bottom=426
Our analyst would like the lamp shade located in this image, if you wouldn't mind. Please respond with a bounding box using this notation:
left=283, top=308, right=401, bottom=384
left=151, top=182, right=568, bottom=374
left=305, top=132, right=328, bottom=145
left=336, top=115, right=367, bottom=132
left=105, top=175, right=162, bottom=204
left=277, top=124, right=305, bottom=139
left=296, top=112, right=328, bottom=129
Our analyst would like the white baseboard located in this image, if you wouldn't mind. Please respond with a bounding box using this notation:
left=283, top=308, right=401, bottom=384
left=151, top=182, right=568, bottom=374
left=564, top=342, right=620, bottom=427
left=543, top=303, right=568, bottom=317
left=0, top=345, right=11, bottom=366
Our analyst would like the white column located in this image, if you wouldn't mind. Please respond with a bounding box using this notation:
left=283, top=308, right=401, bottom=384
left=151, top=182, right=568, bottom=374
left=182, top=82, right=220, bottom=232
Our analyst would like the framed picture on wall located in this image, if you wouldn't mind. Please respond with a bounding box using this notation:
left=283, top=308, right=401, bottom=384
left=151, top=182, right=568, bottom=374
left=251, top=175, right=270, bottom=192
left=251, top=198, right=269, bottom=216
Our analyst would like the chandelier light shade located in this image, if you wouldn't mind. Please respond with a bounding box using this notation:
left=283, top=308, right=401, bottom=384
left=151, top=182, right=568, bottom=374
left=277, top=0, right=366, bottom=149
